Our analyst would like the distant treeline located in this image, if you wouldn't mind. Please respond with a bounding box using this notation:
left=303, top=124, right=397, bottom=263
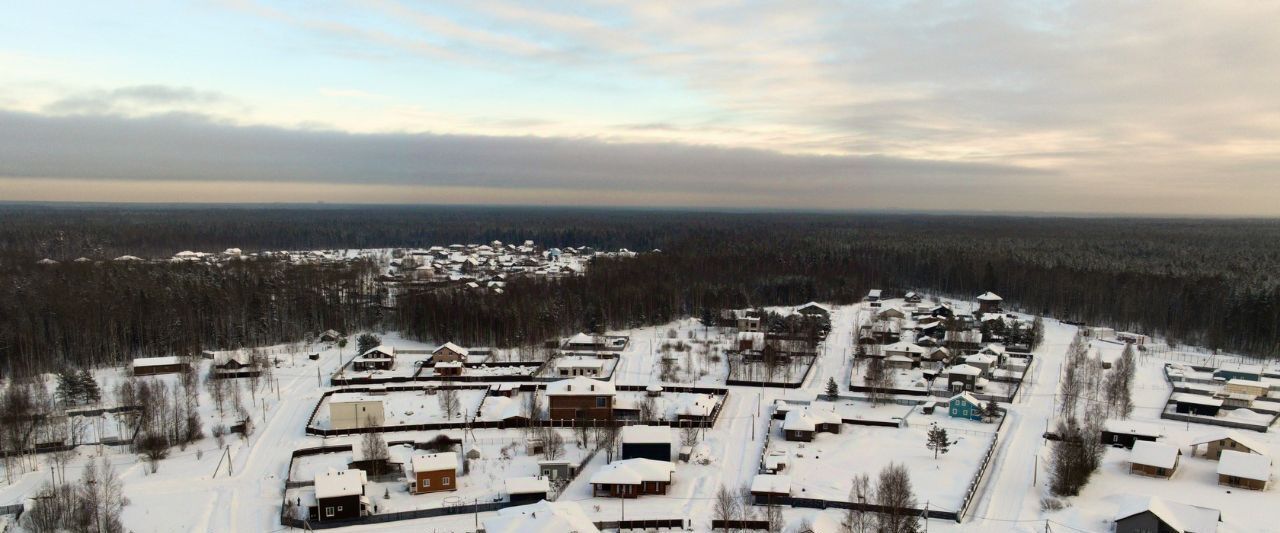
left=2, top=205, right=1279, bottom=377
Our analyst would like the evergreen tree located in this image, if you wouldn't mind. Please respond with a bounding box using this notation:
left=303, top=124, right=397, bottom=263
left=925, top=423, right=950, bottom=459
left=825, top=377, right=839, bottom=399
left=78, top=370, right=101, bottom=405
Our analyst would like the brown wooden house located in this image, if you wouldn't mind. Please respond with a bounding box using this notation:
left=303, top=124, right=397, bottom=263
left=313, top=468, right=370, bottom=521
left=1217, top=450, right=1270, bottom=490
left=431, top=342, right=468, bottom=363
left=409, top=452, right=458, bottom=495
left=545, top=377, right=615, bottom=420
left=131, top=356, right=189, bottom=376
left=1128, top=441, right=1181, bottom=479
left=589, top=458, right=675, bottom=498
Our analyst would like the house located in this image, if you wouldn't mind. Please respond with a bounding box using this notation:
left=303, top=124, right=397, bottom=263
left=327, top=393, right=385, bottom=430
left=795, top=302, right=830, bottom=318
left=483, top=500, right=600, bottom=533
left=589, top=458, right=675, bottom=497
left=877, top=307, right=906, bottom=320
left=866, top=289, right=882, bottom=302
left=782, top=407, right=842, bottom=442
left=944, top=329, right=983, bottom=352
left=904, top=291, right=923, bottom=303
left=924, top=346, right=951, bottom=363
left=318, top=329, right=345, bottom=342
left=409, top=452, right=457, bottom=495
left=976, top=291, right=1003, bottom=313
left=131, top=356, right=189, bottom=376
left=554, top=359, right=606, bottom=377
left=736, top=331, right=765, bottom=352
left=1224, top=379, right=1269, bottom=398
left=1188, top=430, right=1266, bottom=460
left=947, top=364, right=982, bottom=392
left=884, top=354, right=914, bottom=370
left=1212, top=363, right=1262, bottom=382
left=948, top=392, right=983, bottom=421
left=545, top=377, right=615, bottom=421
left=1101, top=420, right=1162, bottom=449
left=504, top=476, right=551, bottom=504
left=1171, top=393, right=1223, bottom=417
left=314, top=468, right=370, bottom=521
left=1129, top=441, right=1181, bottom=478
left=213, top=353, right=254, bottom=371
left=431, top=342, right=468, bottom=363
left=736, top=313, right=763, bottom=332
left=963, top=353, right=998, bottom=376
left=1113, top=496, right=1219, bottom=533
left=1216, top=450, right=1270, bottom=490
left=352, top=345, right=396, bottom=372
left=433, top=361, right=463, bottom=376
left=620, top=425, right=672, bottom=462
left=750, top=474, right=791, bottom=504
left=978, top=344, right=1008, bottom=365
left=883, top=341, right=925, bottom=361
left=564, top=332, right=604, bottom=350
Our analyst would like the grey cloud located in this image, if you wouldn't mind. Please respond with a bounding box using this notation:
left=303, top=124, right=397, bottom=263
left=44, top=85, right=231, bottom=115
left=0, top=110, right=1048, bottom=198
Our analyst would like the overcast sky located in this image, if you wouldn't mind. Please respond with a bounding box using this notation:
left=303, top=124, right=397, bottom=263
left=1, top=1, right=1278, bottom=215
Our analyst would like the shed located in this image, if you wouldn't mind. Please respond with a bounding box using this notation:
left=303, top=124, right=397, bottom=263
left=750, top=474, right=791, bottom=504
left=131, top=356, right=189, bottom=376
left=1171, top=393, right=1222, bottom=417
left=505, top=476, right=552, bottom=504
left=1114, top=496, right=1219, bottom=533
left=1216, top=450, right=1270, bottom=490
left=1101, top=420, right=1162, bottom=449
left=1129, top=441, right=1181, bottom=478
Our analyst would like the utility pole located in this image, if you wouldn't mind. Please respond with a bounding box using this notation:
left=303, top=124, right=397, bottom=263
left=316, top=367, right=321, bottom=387
left=474, top=498, right=479, bottom=529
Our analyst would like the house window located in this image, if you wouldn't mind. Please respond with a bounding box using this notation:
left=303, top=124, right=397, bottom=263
left=443, top=476, right=451, bottom=486
left=423, top=478, right=430, bottom=487
left=325, top=507, right=334, bottom=517
left=951, top=408, right=958, bottom=415
left=596, top=397, right=607, bottom=407
left=337, top=506, right=342, bottom=512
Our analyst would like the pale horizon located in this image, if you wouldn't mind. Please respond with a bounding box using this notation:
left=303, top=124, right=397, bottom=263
left=2, top=1, right=1278, bottom=214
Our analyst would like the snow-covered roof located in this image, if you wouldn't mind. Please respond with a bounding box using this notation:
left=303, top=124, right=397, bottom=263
left=480, top=396, right=525, bottom=420
left=965, top=353, right=997, bottom=365
left=483, top=500, right=600, bottom=533
left=434, top=342, right=469, bottom=356
left=868, top=289, right=882, bottom=297
left=360, top=345, right=396, bottom=358
left=980, top=343, right=1006, bottom=355
left=545, top=377, right=615, bottom=396
left=1188, top=430, right=1265, bottom=452
left=621, top=425, right=671, bottom=444
left=411, top=452, right=457, bottom=473
left=1217, top=450, right=1269, bottom=481
left=435, top=361, right=463, bottom=368
left=328, top=392, right=383, bottom=405
left=1103, top=420, right=1162, bottom=438
left=504, top=476, right=551, bottom=495
left=1114, top=495, right=1219, bottom=533
left=783, top=406, right=841, bottom=432
left=750, top=474, right=791, bottom=494
left=976, top=291, right=1003, bottom=301
left=1226, top=378, right=1266, bottom=388
left=1130, top=441, right=1180, bottom=469
left=1171, top=393, right=1223, bottom=407
left=555, top=359, right=605, bottom=369
left=950, top=392, right=980, bottom=407
left=314, top=468, right=367, bottom=499
left=883, top=341, right=925, bottom=354
left=589, top=458, right=674, bottom=485
left=132, top=356, right=182, bottom=367
left=948, top=364, right=981, bottom=376
left=567, top=332, right=597, bottom=345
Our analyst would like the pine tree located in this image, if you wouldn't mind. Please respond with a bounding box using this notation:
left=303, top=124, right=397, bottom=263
left=825, top=377, right=839, bottom=399
left=78, top=370, right=101, bottom=405
left=926, top=423, right=950, bottom=459
left=55, top=369, right=83, bottom=407
left=983, top=400, right=1001, bottom=422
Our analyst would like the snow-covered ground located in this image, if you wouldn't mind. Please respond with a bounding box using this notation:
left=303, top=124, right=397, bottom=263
left=310, top=389, right=489, bottom=430
left=3, top=296, right=1278, bottom=532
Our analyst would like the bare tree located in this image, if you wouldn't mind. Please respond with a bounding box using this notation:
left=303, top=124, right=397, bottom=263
left=438, top=384, right=461, bottom=420
left=764, top=499, right=784, bottom=532
left=875, top=462, right=919, bottom=533
left=864, top=357, right=890, bottom=405
left=844, top=472, right=876, bottom=533
left=542, top=428, right=565, bottom=460
left=639, top=395, right=658, bottom=422
left=522, top=390, right=543, bottom=421
left=362, top=430, right=390, bottom=476
left=713, top=483, right=740, bottom=533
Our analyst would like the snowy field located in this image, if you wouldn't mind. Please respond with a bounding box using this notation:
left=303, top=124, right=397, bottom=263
left=763, top=414, right=997, bottom=510
left=310, top=388, right=489, bottom=430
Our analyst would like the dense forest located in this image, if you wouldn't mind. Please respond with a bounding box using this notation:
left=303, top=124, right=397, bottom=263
left=2, top=204, right=1280, bottom=377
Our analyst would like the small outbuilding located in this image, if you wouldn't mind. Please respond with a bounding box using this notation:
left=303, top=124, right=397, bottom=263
left=131, top=356, right=189, bottom=376
left=1171, top=393, right=1223, bottom=417
left=1113, top=496, right=1219, bottom=533
left=504, top=476, right=552, bottom=504
left=1101, top=420, right=1162, bottom=449
left=750, top=474, right=792, bottom=504
left=1128, top=441, right=1181, bottom=478
left=1216, top=450, right=1270, bottom=490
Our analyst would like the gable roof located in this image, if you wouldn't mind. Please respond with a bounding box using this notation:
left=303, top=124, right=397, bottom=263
left=483, top=500, right=600, bottom=533
left=1188, top=430, right=1266, bottom=452
left=976, top=291, right=1003, bottom=301
left=950, top=391, right=980, bottom=407
left=434, top=342, right=469, bottom=356
left=589, top=458, right=674, bottom=485
left=1130, top=441, right=1181, bottom=469
left=411, top=452, right=457, bottom=473
left=750, top=474, right=792, bottom=495
left=545, top=376, right=615, bottom=396
left=1217, top=450, right=1270, bottom=481
left=505, top=476, right=551, bottom=495
left=360, top=345, right=396, bottom=358
left=314, top=468, right=367, bottom=499
left=948, top=364, right=982, bottom=376
left=1114, top=496, right=1219, bottom=533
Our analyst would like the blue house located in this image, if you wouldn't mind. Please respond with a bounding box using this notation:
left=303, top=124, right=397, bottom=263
left=1212, top=363, right=1262, bottom=382
left=948, top=392, right=984, bottom=421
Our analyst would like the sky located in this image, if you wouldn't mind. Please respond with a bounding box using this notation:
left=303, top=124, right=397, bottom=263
left=0, top=1, right=1277, bottom=215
